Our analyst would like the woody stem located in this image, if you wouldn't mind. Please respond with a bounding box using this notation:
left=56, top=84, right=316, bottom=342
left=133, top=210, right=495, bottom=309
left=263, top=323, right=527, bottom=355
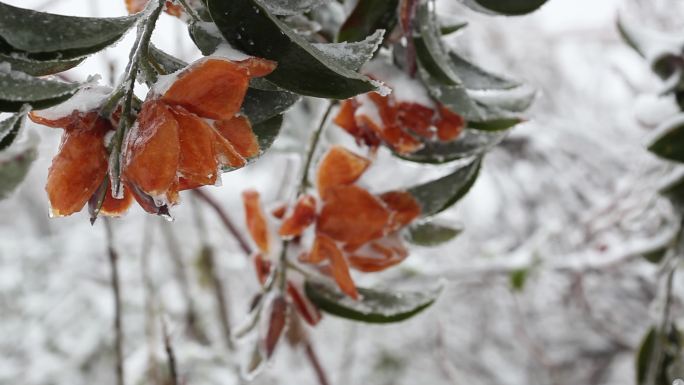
left=297, top=102, right=335, bottom=196
left=175, top=0, right=202, bottom=22
left=106, top=0, right=165, bottom=200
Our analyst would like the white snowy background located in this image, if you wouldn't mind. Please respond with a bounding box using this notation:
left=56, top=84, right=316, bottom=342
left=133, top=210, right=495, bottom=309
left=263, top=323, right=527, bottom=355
left=1, top=0, right=683, bottom=384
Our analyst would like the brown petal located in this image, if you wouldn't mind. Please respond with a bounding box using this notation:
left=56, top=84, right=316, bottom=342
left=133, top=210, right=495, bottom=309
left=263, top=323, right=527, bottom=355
left=264, top=295, right=288, bottom=358
left=46, top=123, right=109, bottom=216
left=123, top=100, right=180, bottom=198
left=435, top=104, right=465, bottom=142
left=242, top=190, right=271, bottom=254
left=170, top=106, right=219, bottom=190
left=315, top=145, right=370, bottom=199
left=311, top=234, right=358, bottom=299
left=213, top=116, right=260, bottom=158
left=317, top=185, right=390, bottom=246
left=379, top=191, right=421, bottom=232
left=279, top=194, right=317, bottom=238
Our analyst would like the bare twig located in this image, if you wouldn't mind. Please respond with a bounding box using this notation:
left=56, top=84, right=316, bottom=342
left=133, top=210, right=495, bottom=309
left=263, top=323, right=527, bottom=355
left=192, top=189, right=252, bottom=257
left=191, top=197, right=236, bottom=351
left=161, top=319, right=179, bottom=385
left=304, top=340, right=331, bottom=385
left=160, top=223, right=207, bottom=343
left=104, top=218, right=124, bottom=385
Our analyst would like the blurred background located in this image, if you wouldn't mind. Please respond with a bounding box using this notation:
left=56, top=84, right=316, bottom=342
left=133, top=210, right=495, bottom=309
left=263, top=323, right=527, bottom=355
left=1, top=0, right=684, bottom=384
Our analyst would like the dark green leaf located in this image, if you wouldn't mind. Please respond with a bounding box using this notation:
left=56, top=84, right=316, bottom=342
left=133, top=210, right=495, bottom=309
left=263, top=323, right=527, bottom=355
left=338, top=0, right=398, bottom=43
left=242, top=88, right=300, bottom=125
left=636, top=327, right=657, bottom=385
left=263, top=0, right=328, bottom=16
left=649, top=115, right=684, bottom=163
left=642, top=246, right=668, bottom=264
left=509, top=268, right=529, bottom=291
left=0, top=106, right=28, bottom=150
left=207, top=0, right=378, bottom=99
left=148, top=45, right=187, bottom=74
left=313, top=30, right=384, bottom=71
left=406, top=221, right=462, bottom=246
left=461, top=0, right=549, bottom=16
left=617, top=15, right=683, bottom=61
left=440, top=17, right=468, bottom=36
left=0, top=69, right=79, bottom=112
left=251, top=114, right=284, bottom=160
left=399, top=129, right=505, bottom=163
left=407, top=157, right=481, bottom=217
left=304, top=280, right=442, bottom=323
left=415, top=1, right=460, bottom=85
left=0, top=2, right=140, bottom=59
left=447, top=51, right=519, bottom=90
left=188, top=21, right=223, bottom=56
left=0, top=143, right=37, bottom=200
left=0, top=52, right=85, bottom=76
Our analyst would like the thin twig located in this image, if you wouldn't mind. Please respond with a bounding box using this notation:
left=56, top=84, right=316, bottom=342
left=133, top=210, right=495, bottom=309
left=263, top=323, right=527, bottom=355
left=104, top=219, right=124, bottom=385
left=303, top=340, right=331, bottom=385
left=191, top=197, right=236, bottom=351
left=192, top=189, right=252, bottom=256
left=298, top=102, right=334, bottom=196
left=161, top=319, right=179, bottom=385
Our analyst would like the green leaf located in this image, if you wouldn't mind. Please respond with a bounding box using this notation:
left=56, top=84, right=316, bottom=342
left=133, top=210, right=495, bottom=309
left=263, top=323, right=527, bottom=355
left=0, top=106, right=28, bottom=150
left=207, top=0, right=378, bottom=99
left=399, top=129, right=505, bottom=163
left=642, top=246, right=668, bottom=264
left=0, top=2, right=140, bottom=59
left=648, top=115, right=684, bottom=163
left=0, top=143, right=37, bottom=200
left=0, top=52, right=85, bottom=76
left=636, top=327, right=657, bottom=385
left=148, top=45, right=187, bottom=75
left=447, top=51, right=519, bottom=90
left=188, top=21, right=223, bottom=56
left=407, top=157, right=481, bottom=217
left=461, top=0, right=549, bottom=16
left=242, top=88, right=300, bottom=125
left=263, top=0, right=328, bottom=16
left=313, top=30, right=385, bottom=71
left=338, top=0, right=398, bottom=43
left=415, top=1, right=460, bottom=85
left=617, top=14, right=683, bottom=61
left=304, top=281, right=442, bottom=323
left=439, top=15, right=468, bottom=36
left=406, top=221, right=462, bottom=246
left=251, top=114, right=284, bottom=159
left=509, top=268, right=529, bottom=291
left=0, top=69, right=79, bottom=112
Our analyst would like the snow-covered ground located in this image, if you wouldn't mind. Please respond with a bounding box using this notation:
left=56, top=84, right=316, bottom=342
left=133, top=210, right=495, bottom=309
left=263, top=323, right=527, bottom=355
left=1, top=1, right=683, bottom=384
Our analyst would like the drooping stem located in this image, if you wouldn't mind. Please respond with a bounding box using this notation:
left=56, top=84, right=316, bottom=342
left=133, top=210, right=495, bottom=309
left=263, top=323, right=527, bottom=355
left=106, top=0, right=165, bottom=200
left=161, top=318, right=179, bottom=385
left=192, top=189, right=253, bottom=257
left=175, top=0, right=201, bottom=22
left=304, top=340, right=331, bottom=385
left=104, top=218, right=124, bottom=385
left=278, top=102, right=334, bottom=289
left=298, top=102, right=335, bottom=196
left=191, top=195, right=237, bottom=351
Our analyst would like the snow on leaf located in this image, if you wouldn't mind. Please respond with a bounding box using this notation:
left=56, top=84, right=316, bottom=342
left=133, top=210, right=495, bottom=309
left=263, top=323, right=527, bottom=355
left=313, top=29, right=385, bottom=71
left=0, top=2, right=140, bottom=59
left=304, top=280, right=443, bottom=323
left=0, top=69, right=80, bottom=112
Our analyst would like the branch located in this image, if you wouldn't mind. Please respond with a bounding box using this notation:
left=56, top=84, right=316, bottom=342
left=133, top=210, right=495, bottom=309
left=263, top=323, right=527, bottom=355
left=104, top=219, right=124, bottom=385
left=162, top=319, right=179, bottom=385
left=303, top=340, right=331, bottom=385
left=192, top=189, right=252, bottom=257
